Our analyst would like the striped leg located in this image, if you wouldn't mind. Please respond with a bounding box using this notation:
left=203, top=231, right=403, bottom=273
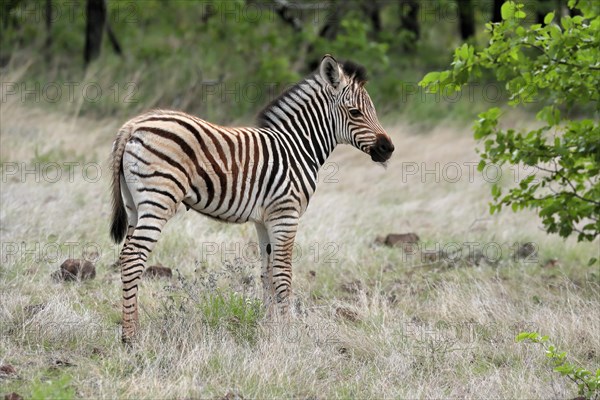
left=265, top=217, right=298, bottom=318
left=255, top=223, right=275, bottom=316
left=120, top=203, right=173, bottom=343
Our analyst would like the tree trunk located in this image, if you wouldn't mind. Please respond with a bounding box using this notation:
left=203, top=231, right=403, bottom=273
left=319, top=0, right=344, bottom=41
left=272, top=0, right=302, bottom=32
left=84, top=0, right=106, bottom=65
left=44, top=0, right=52, bottom=61
left=105, top=19, right=122, bottom=55
left=306, top=0, right=347, bottom=71
left=491, top=0, right=503, bottom=22
left=362, top=0, right=382, bottom=36
left=457, top=0, right=475, bottom=40
left=399, top=0, right=420, bottom=40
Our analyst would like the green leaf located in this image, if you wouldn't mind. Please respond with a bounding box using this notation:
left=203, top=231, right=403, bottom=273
left=491, top=184, right=502, bottom=198
left=457, top=43, right=469, bottom=59
left=515, top=10, right=526, bottom=19
left=501, top=1, right=515, bottom=20
left=419, top=71, right=441, bottom=89
left=544, top=12, right=555, bottom=24
left=516, top=332, right=537, bottom=342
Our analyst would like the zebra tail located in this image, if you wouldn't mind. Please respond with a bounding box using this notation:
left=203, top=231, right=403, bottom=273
left=110, top=122, right=134, bottom=243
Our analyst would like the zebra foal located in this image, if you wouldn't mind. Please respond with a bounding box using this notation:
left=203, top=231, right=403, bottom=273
left=110, top=55, right=394, bottom=342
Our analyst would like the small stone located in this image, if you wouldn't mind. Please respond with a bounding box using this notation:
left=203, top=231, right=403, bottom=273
left=0, top=364, right=16, bottom=376
left=515, top=242, right=537, bottom=260
left=144, top=264, right=172, bottom=279
left=4, top=393, right=23, bottom=400
left=384, top=233, right=420, bottom=247
left=53, top=259, right=96, bottom=282
left=543, top=258, right=559, bottom=268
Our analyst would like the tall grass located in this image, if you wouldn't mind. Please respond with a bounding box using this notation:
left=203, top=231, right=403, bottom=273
left=1, top=98, right=598, bottom=398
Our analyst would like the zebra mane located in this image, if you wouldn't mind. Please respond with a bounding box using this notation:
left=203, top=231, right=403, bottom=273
left=341, top=60, right=368, bottom=84
left=257, top=59, right=368, bottom=128
left=256, top=77, right=311, bottom=128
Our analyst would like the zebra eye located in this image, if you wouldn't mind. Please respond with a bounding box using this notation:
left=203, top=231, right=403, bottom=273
left=349, top=109, right=362, bottom=118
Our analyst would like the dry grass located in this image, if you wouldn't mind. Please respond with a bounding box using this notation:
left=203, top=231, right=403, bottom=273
left=1, top=98, right=599, bottom=399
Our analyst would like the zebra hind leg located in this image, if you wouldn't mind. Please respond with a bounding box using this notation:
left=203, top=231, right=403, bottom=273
left=120, top=202, right=175, bottom=344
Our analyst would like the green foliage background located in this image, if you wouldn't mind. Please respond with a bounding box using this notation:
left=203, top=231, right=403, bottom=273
left=420, top=0, right=599, bottom=245
left=2, top=0, right=500, bottom=124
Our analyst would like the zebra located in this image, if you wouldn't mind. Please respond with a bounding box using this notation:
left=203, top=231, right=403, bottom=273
left=110, top=54, right=394, bottom=342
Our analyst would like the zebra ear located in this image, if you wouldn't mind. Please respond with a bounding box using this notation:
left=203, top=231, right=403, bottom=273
left=319, top=54, right=346, bottom=90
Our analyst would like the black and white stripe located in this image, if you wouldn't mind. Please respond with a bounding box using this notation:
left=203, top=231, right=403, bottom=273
left=110, top=55, right=394, bottom=342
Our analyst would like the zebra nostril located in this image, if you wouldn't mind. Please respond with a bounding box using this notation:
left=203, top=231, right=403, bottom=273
left=379, top=141, right=394, bottom=154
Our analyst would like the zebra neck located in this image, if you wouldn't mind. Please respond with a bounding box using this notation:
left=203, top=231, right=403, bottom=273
left=257, top=77, right=338, bottom=177
left=264, top=117, right=337, bottom=178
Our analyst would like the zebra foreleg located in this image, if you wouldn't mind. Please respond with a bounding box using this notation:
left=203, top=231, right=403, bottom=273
left=266, top=218, right=298, bottom=319
left=255, top=223, right=275, bottom=317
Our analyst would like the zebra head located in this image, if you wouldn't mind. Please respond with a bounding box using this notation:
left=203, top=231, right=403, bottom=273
left=319, top=55, right=394, bottom=164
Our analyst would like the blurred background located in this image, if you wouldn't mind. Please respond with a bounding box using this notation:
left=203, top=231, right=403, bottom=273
left=1, top=0, right=564, bottom=125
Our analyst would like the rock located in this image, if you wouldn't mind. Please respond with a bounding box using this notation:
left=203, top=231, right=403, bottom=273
left=542, top=258, right=559, bottom=268
left=53, top=259, right=96, bottom=282
left=378, top=233, right=420, bottom=253
left=384, top=233, right=420, bottom=247
left=515, top=242, right=537, bottom=260
left=0, top=364, right=16, bottom=376
left=4, top=393, right=23, bottom=400
left=144, top=264, right=172, bottom=279
left=335, top=307, right=359, bottom=322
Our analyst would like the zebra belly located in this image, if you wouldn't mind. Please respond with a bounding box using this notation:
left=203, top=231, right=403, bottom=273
left=183, top=202, right=247, bottom=223
left=182, top=193, right=260, bottom=224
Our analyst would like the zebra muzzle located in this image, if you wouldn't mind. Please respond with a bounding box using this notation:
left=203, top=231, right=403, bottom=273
left=370, top=135, right=394, bottom=163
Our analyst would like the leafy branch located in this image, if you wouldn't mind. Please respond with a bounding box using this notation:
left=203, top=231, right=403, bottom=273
left=517, top=332, right=600, bottom=399
left=419, top=0, right=600, bottom=246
